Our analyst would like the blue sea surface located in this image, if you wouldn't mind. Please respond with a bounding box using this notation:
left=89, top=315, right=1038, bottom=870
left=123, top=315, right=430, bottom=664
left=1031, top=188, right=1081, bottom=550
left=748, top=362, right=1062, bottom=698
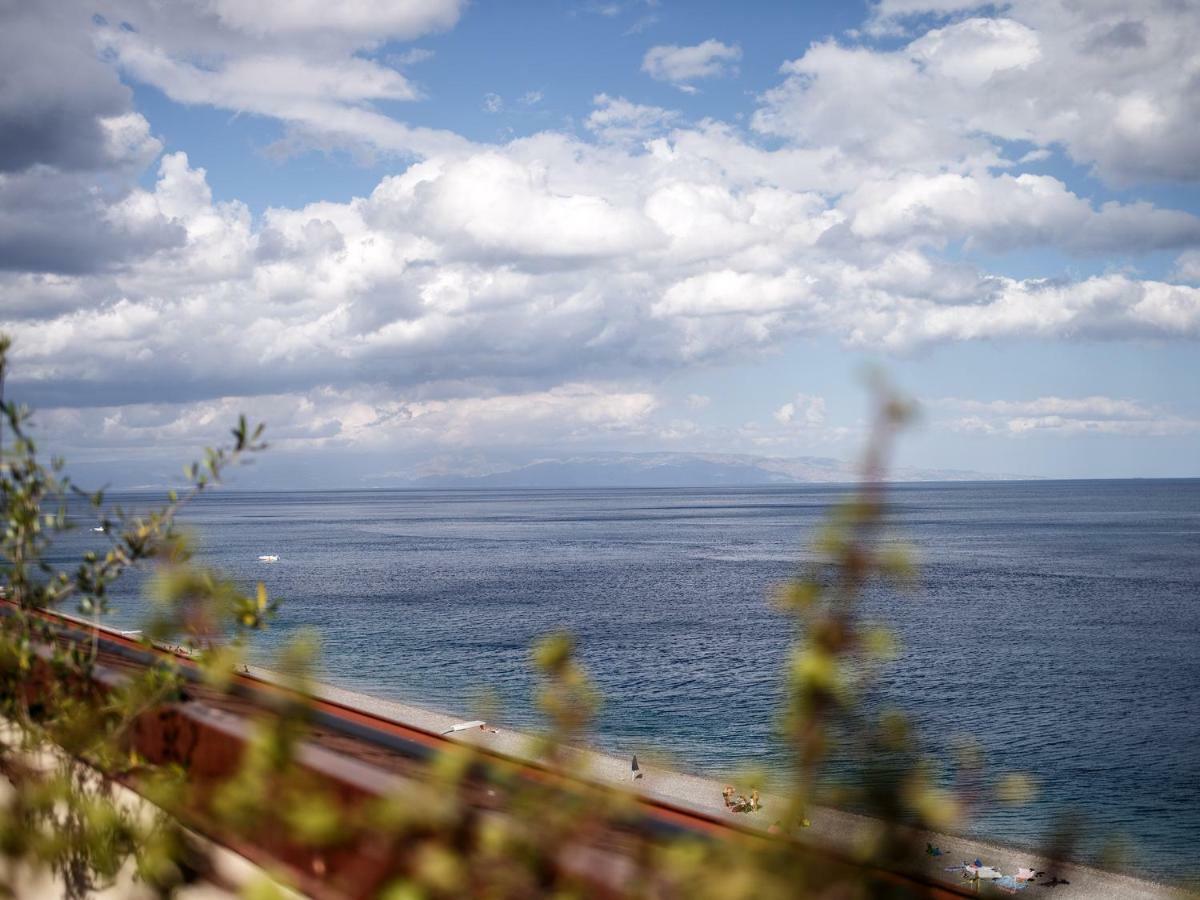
left=52, top=480, right=1200, bottom=885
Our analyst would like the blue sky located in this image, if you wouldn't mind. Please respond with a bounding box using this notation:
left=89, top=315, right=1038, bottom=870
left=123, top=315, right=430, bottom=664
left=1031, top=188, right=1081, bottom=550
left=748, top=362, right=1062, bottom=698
left=2, top=0, right=1199, bottom=486
left=127, top=2, right=867, bottom=210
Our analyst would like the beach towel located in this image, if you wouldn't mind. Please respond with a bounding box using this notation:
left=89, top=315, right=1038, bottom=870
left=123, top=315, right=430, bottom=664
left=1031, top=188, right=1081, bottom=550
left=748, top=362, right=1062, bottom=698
left=963, top=861, right=999, bottom=878
left=995, top=875, right=1027, bottom=893
left=1016, top=867, right=1036, bottom=881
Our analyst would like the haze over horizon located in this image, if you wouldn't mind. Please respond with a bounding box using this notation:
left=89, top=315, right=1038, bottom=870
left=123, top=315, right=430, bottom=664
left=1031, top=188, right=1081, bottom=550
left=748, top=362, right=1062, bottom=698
left=3, top=0, right=1200, bottom=487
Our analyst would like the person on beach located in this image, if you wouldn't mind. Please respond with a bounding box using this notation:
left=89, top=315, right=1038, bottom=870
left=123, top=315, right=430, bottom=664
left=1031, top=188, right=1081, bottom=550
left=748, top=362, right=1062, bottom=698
left=631, top=755, right=642, bottom=780
left=721, top=785, right=762, bottom=813
left=722, top=785, right=735, bottom=808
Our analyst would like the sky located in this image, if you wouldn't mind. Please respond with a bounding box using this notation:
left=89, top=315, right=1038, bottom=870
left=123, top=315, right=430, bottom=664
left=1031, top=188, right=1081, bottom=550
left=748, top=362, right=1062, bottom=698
left=2, top=0, right=1199, bottom=487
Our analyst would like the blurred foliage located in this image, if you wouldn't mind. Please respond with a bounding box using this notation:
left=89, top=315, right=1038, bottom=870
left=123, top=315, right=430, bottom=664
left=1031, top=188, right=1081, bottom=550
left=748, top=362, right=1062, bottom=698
left=0, top=334, right=1086, bottom=899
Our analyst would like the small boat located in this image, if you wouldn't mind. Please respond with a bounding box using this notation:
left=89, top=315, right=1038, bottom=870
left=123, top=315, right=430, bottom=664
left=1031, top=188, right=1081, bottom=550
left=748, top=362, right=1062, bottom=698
left=92, top=526, right=105, bottom=533
left=257, top=554, right=279, bottom=562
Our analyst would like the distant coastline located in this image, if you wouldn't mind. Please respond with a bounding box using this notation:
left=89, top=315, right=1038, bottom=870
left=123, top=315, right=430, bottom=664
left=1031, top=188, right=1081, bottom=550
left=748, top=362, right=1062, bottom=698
left=105, top=475, right=1200, bottom=493
left=399, top=451, right=1023, bottom=488
left=64, top=447, right=1200, bottom=493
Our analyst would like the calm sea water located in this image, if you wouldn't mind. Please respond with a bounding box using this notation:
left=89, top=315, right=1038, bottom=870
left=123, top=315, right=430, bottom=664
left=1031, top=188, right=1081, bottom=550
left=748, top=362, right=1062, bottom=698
left=52, top=481, right=1200, bottom=885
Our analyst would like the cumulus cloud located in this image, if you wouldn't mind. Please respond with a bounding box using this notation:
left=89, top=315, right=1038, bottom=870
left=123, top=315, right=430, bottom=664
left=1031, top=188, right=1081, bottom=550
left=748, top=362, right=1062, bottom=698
left=840, top=172, right=1200, bottom=256
left=1173, top=250, right=1200, bottom=283
left=774, top=394, right=826, bottom=427
left=2, top=0, right=1200, bottom=476
left=6, top=144, right=1200, bottom=412
left=200, top=0, right=463, bottom=40
left=735, top=394, right=850, bottom=452
left=642, top=39, right=741, bottom=91
left=586, top=94, right=678, bottom=145
left=90, top=0, right=470, bottom=158
left=938, top=396, right=1200, bottom=436
left=0, top=5, right=178, bottom=274
left=389, top=47, right=436, bottom=67
left=33, top=383, right=661, bottom=461
left=0, top=4, right=137, bottom=174
left=0, top=159, right=184, bottom=274
left=761, top=2, right=1200, bottom=184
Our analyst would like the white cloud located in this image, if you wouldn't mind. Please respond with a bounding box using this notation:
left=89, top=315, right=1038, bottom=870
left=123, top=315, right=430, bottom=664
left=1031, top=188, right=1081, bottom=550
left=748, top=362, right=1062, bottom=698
left=840, top=172, right=1200, bottom=255
left=586, top=94, right=678, bottom=146
left=949, top=396, right=1156, bottom=419
left=685, top=394, right=711, bottom=410
left=520, top=90, right=544, bottom=106
left=381, top=151, right=664, bottom=259
left=861, top=275, right=1200, bottom=347
left=6, top=145, right=1199, bottom=414
left=59, top=0, right=1200, bottom=188
left=3, top=0, right=1200, bottom=474
left=202, top=0, right=462, bottom=39
left=642, top=39, right=741, bottom=90
left=482, top=92, right=504, bottom=114
left=774, top=394, right=826, bottom=427
left=938, top=396, right=1200, bottom=436
left=90, top=0, right=471, bottom=159
left=390, top=48, right=436, bottom=67
left=1173, top=250, right=1200, bottom=283
left=34, top=382, right=661, bottom=459
left=757, top=3, right=1200, bottom=184
left=738, top=395, right=850, bottom=452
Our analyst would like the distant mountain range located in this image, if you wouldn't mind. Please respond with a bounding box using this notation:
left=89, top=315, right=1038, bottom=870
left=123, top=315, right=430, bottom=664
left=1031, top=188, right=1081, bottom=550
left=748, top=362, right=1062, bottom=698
left=406, top=452, right=1022, bottom=488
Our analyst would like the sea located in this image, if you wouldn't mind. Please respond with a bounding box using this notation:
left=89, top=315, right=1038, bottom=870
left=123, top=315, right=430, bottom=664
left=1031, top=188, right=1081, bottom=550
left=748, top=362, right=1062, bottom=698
left=50, top=480, right=1200, bottom=886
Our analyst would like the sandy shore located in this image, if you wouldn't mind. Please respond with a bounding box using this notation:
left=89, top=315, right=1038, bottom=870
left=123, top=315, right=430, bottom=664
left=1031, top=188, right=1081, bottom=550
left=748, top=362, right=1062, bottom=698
left=247, top=667, right=1189, bottom=900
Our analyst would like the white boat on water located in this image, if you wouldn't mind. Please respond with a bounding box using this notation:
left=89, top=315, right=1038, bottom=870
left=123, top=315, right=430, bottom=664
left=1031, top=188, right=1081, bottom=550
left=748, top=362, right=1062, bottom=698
left=92, top=526, right=105, bottom=532
left=258, top=554, right=279, bottom=562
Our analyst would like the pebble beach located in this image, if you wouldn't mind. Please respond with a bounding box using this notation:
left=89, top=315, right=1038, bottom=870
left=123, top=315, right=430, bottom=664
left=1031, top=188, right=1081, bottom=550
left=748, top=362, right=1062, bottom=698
left=255, top=667, right=1189, bottom=900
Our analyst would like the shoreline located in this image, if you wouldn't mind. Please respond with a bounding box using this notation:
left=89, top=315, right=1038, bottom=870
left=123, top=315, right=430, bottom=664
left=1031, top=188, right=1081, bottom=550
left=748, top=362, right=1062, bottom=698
left=250, top=666, right=1189, bottom=900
